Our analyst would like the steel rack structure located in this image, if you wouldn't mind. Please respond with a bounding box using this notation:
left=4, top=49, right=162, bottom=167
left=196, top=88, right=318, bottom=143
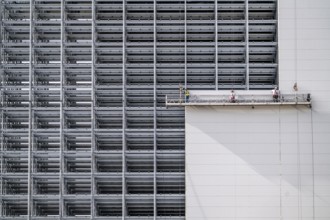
left=0, top=0, right=277, bottom=219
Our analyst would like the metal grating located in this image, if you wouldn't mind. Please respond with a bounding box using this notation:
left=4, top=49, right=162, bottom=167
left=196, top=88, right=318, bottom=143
left=0, top=0, right=277, bottom=219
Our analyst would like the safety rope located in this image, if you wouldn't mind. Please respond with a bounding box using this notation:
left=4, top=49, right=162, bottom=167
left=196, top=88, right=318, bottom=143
left=296, top=107, right=302, bottom=220
left=294, top=1, right=302, bottom=219
left=279, top=106, right=283, bottom=219
left=310, top=108, right=315, bottom=219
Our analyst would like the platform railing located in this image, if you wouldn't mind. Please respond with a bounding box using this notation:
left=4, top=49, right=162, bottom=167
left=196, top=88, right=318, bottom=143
left=166, top=93, right=312, bottom=106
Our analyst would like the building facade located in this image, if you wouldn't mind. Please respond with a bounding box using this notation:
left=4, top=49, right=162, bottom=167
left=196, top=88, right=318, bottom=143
left=187, top=0, right=330, bottom=219
left=3, top=0, right=321, bottom=219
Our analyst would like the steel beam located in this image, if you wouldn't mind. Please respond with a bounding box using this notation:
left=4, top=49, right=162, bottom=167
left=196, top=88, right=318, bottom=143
left=245, top=0, right=250, bottom=90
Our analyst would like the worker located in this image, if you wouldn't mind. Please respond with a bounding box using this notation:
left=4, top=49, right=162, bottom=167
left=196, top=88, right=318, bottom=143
left=229, top=90, right=236, bottom=103
left=179, top=83, right=183, bottom=103
left=272, top=86, right=279, bottom=102
left=185, top=89, right=190, bottom=103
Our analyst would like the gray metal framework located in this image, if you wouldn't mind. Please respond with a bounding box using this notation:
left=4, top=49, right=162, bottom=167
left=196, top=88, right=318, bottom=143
left=0, top=0, right=277, bottom=219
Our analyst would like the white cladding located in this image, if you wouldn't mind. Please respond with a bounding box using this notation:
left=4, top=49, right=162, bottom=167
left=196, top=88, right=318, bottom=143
left=186, top=0, right=330, bottom=219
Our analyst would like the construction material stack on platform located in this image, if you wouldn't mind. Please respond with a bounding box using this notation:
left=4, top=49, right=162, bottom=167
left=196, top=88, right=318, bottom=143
left=0, top=0, right=277, bottom=219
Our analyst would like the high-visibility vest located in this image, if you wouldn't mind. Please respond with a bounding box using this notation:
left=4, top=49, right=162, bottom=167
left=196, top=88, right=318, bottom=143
left=185, top=90, right=189, bottom=96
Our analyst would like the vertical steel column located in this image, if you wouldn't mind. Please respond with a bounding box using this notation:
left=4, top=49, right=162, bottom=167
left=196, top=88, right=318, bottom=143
left=0, top=97, right=2, bottom=219
left=275, top=0, right=279, bottom=85
left=91, top=0, right=96, bottom=218
left=59, top=0, right=65, bottom=218
left=122, top=1, right=126, bottom=218
left=0, top=0, right=3, bottom=217
left=0, top=102, right=2, bottom=218
left=245, top=0, right=249, bottom=90
left=153, top=0, right=157, bottom=219
left=215, top=0, right=218, bottom=90
left=184, top=0, right=187, bottom=89
left=27, top=0, right=34, bottom=218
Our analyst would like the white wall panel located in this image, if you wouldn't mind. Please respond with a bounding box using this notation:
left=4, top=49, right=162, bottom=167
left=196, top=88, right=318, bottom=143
left=187, top=0, right=330, bottom=219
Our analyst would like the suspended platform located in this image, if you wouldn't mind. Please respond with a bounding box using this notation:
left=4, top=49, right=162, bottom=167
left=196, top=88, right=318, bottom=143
left=166, top=91, right=312, bottom=107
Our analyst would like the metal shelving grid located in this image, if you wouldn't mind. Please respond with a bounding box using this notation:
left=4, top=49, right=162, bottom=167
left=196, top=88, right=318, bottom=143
left=0, top=0, right=277, bottom=219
